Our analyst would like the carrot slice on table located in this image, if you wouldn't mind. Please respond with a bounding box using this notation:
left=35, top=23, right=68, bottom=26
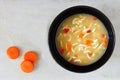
left=7, top=46, right=20, bottom=59
left=24, top=51, right=38, bottom=63
left=67, top=42, right=72, bottom=51
left=20, top=60, right=34, bottom=73
left=85, top=39, right=92, bottom=46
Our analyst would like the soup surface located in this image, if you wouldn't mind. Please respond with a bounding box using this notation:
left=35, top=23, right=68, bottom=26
left=56, top=14, right=108, bottom=66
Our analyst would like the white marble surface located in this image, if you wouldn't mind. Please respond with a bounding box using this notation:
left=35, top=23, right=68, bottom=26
left=0, top=0, right=120, bottom=80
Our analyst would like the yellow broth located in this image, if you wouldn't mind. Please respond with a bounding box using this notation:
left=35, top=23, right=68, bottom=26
left=56, top=14, right=108, bottom=66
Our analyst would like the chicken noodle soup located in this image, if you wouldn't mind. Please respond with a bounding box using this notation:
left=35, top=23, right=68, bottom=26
left=56, top=14, right=108, bottom=66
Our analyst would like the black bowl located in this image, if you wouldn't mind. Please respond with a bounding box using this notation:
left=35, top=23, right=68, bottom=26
left=48, top=6, right=115, bottom=73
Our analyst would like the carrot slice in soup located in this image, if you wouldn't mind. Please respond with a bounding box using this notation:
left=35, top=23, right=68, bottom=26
left=86, top=29, right=91, bottom=33
left=104, top=39, right=108, bottom=47
left=7, top=46, right=20, bottom=59
left=79, top=33, right=84, bottom=38
left=67, top=42, right=72, bottom=51
left=101, top=33, right=106, bottom=38
left=88, top=52, right=93, bottom=57
left=63, top=28, right=69, bottom=33
left=93, top=17, right=97, bottom=20
left=85, top=39, right=92, bottom=46
left=60, top=48, right=65, bottom=54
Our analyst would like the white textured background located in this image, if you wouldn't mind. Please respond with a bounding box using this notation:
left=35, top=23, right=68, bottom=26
left=0, top=0, right=119, bottom=80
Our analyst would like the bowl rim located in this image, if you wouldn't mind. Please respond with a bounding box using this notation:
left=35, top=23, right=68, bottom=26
left=48, top=5, right=115, bottom=73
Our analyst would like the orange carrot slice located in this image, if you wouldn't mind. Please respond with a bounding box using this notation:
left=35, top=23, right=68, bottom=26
left=7, top=46, right=20, bottom=59
left=104, top=39, right=108, bottom=47
left=101, top=33, right=106, bottom=38
left=93, top=17, right=97, bottom=20
left=24, top=51, right=38, bottom=63
left=20, top=60, right=34, bottom=73
left=85, top=39, right=92, bottom=46
left=79, top=33, right=84, bottom=38
left=67, top=42, right=72, bottom=51
left=88, top=52, right=93, bottom=57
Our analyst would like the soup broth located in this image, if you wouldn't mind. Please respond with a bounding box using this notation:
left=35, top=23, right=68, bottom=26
left=56, top=14, right=108, bottom=66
